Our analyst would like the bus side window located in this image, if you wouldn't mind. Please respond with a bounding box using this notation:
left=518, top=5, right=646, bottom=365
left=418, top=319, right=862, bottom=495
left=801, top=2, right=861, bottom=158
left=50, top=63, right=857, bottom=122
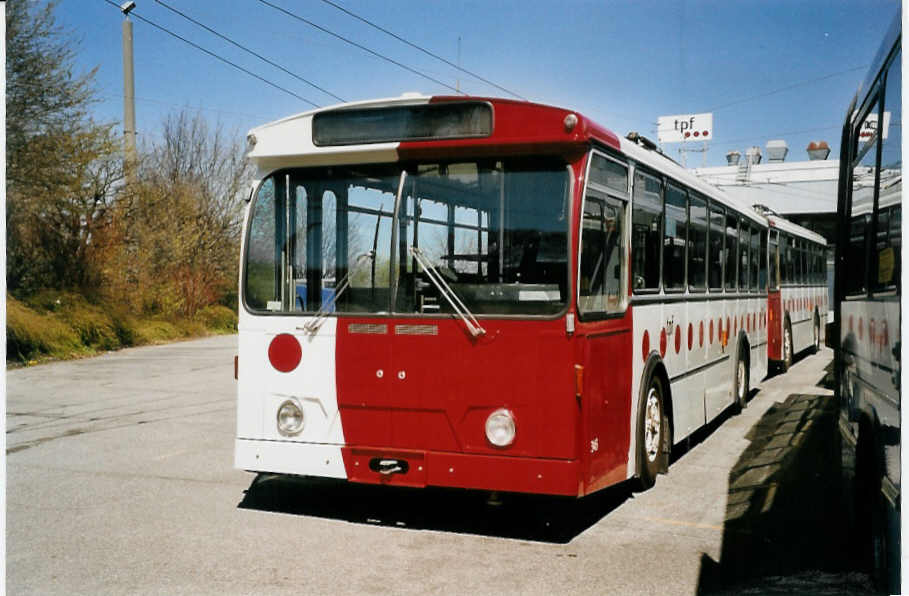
left=750, top=223, right=760, bottom=290
left=759, top=229, right=768, bottom=290
left=688, top=194, right=707, bottom=292
left=873, top=49, right=901, bottom=294
left=768, top=230, right=778, bottom=291
left=663, top=184, right=687, bottom=291
left=738, top=216, right=749, bottom=290
left=579, top=194, right=626, bottom=316
left=725, top=213, right=738, bottom=290
left=631, top=170, right=662, bottom=291
left=708, top=205, right=724, bottom=290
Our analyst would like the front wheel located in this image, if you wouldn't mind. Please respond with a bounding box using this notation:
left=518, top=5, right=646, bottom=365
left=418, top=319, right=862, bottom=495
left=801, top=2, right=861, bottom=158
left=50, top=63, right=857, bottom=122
left=636, top=375, right=667, bottom=491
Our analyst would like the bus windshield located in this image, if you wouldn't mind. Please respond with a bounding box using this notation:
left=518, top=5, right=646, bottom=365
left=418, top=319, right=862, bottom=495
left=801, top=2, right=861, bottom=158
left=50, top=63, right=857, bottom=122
left=244, top=158, right=571, bottom=317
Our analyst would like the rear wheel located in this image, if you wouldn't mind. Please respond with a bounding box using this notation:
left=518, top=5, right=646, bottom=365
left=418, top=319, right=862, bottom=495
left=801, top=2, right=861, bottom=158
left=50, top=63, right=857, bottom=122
left=734, top=346, right=749, bottom=412
left=636, top=375, right=666, bottom=491
left=781, top=321, right=793, bottom=372
left=811, top=314, right=820, bottom=354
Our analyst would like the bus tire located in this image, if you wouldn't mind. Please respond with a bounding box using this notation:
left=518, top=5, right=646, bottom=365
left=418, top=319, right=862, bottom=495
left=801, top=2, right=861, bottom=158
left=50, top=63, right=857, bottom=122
left=635, top=373, right=667, bottom=491
left=733, top=343, right=749, bottom=412
left=781, top=319, right=793, bottom=372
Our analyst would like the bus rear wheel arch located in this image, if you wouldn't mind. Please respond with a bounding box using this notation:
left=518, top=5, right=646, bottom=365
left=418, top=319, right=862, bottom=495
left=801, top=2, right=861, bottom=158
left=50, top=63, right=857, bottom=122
left=635, top=358, right=672, bottom=491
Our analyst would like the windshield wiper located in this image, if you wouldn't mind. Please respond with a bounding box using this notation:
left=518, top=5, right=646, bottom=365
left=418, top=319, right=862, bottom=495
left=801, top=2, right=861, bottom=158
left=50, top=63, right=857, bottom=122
left=409, top=246, right=486, bottom=337
left=302, top=251, right=375, bottom=333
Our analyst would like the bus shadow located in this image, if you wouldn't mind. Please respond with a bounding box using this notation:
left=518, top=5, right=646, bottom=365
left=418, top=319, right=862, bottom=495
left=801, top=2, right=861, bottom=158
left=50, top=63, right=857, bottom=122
left=237, top=473, right=630, bottom=544
left=694, top=391, right=859, bottom=594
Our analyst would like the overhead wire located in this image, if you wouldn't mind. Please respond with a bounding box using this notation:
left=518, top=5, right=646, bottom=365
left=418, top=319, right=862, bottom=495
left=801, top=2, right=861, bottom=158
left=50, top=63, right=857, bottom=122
left=154, top=0, right=345, bottom=103
left=101, top=0, right=322, bottom=108
left=255, top=0, right=464, bottom=96
left=706, top=65, right=868, bottom=112
left=316, top=0, right=526, bottom=100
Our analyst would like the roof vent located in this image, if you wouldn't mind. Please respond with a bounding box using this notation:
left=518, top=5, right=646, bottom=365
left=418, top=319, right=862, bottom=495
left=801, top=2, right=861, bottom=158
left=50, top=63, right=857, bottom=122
left=726, top=151, right=741, bottom=166
left=766, top=139, right=788, bottom=162
left=745, top=146, right=762, bottom=165
left=807, top=141, right=830, bottom=160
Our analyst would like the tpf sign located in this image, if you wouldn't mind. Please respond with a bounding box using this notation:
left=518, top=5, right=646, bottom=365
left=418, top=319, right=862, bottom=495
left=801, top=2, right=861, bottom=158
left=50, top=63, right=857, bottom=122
left=658, top=113, right=714, bottom=143
left=859, top=111, right=891, bottom=144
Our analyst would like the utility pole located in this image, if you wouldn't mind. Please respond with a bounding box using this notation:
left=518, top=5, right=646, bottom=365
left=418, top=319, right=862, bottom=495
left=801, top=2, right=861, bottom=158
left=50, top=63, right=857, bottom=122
left=121, top=2, right=137, bottom=182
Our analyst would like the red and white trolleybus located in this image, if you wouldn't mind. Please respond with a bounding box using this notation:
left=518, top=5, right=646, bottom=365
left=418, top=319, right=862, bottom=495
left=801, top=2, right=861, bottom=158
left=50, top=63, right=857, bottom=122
left=764, top=213, right=828, bottom=371
left=832, top=11, right=900, bottom=591
left=235, top=95, right=782, bottom=496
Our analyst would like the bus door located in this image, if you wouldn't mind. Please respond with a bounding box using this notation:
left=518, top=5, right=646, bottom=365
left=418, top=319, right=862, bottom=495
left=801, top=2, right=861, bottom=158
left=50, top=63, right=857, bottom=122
left=576, top=157, right=632, bottom=493
left=767, top=229, right=782, bottom=360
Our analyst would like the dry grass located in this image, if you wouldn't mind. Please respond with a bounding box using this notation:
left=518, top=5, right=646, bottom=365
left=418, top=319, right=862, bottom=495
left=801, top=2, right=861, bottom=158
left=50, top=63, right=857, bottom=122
left=6, top=292, right=237, bottom=366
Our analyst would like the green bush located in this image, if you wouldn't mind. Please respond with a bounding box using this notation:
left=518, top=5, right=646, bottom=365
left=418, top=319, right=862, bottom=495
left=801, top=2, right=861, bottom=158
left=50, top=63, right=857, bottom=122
left=7, top=296, right=83, bottom=362
left=196, top=304, right=237, bottom=332
left=7, top=291, right=238, bottom=366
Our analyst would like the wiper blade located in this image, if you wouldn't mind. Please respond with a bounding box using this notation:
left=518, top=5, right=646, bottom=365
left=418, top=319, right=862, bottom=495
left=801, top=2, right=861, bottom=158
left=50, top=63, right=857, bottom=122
left=409, top=246, right=486, bottom=337
left=302, top=251, right=375, bottom=333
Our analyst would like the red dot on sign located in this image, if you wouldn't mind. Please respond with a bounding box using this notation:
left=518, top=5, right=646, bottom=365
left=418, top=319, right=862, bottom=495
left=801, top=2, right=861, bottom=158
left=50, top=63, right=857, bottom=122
left=268, top=333, right=302, bottom=373
left=642, top=330, right=650, bottom=362
left=694, top=131, right=700, bottom=137
left=703, top=131, right=709, bottom=137
left=699, top=321, right=704, bottom=347
left=688, top=323, right=693, bottom=351
left=675, top=326, right=682, bottom=354
left=660, top=329, right=667, bottom=357
left=684, top=132, right=691, bottom=138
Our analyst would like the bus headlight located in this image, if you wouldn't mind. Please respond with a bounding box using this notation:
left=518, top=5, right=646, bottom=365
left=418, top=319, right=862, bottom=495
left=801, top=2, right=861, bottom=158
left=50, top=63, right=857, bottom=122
left=277, top=399, right=305, bottom=436
left=485, top=408, right=516, bottom=447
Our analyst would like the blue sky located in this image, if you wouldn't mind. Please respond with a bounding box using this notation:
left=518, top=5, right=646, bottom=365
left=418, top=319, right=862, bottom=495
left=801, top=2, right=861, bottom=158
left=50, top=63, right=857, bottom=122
left=57, top=0, right=899, bottom=166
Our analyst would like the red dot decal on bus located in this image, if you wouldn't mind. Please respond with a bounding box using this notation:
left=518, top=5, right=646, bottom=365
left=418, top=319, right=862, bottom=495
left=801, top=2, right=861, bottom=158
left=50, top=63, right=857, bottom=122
left=858, top=318, right=864, bottom=340
left=869, top=319, right=876, bottom=344
left=687, top=323, right=693, bottom=351
left=699, top=321, right=704, bottom=347
left=710, top=320, right=714, bottom=343
left=727, top=317, right=731, bottom=338
left=642, top=330, right=650, bottom=362
left=660, top=329, right=667, bottom=357
left=268, top=333, right=302, bottom=373
left=882, top=321, right=889, bottom=349
left=675, top=326, right=682, bottom=354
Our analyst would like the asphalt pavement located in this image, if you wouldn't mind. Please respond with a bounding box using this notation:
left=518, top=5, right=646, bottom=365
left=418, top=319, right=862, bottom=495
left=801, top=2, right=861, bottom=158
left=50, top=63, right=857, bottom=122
left=6, top=336, right=873, bottom=595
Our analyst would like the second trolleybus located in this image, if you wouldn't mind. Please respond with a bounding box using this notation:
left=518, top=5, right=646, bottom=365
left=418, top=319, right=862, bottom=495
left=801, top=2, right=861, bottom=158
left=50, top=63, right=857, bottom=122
left=235, top=95, right=820, bottom=497
left=832, top=11, right=901, bottom=591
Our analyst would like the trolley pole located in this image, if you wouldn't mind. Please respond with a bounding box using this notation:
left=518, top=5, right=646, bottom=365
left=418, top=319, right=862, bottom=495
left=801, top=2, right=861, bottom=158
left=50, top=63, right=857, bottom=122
left=121, top=2, right=137, bottom=183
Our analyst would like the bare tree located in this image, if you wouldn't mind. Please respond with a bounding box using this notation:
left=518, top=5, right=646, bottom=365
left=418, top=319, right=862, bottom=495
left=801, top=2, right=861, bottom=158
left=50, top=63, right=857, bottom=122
left=115, top=110, right=250, bottom=316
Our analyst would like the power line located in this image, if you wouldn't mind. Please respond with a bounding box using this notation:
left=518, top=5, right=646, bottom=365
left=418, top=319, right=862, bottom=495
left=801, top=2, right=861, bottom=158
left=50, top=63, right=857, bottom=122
left=707, top=65, right=868, bottom=112
left=101, top=0, right=322, bottom=108
left=98, top=93, right=272, bottom=121
left=316, top=0, right=526, bottom=100
left=154, top=0, right=345, bottom=103
left=256, top=0, right=464, bottom=96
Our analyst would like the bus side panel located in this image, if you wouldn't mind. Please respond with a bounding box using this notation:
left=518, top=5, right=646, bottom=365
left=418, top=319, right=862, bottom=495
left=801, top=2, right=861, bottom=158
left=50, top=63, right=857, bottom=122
left=578, top=310, right=633, bottom=495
